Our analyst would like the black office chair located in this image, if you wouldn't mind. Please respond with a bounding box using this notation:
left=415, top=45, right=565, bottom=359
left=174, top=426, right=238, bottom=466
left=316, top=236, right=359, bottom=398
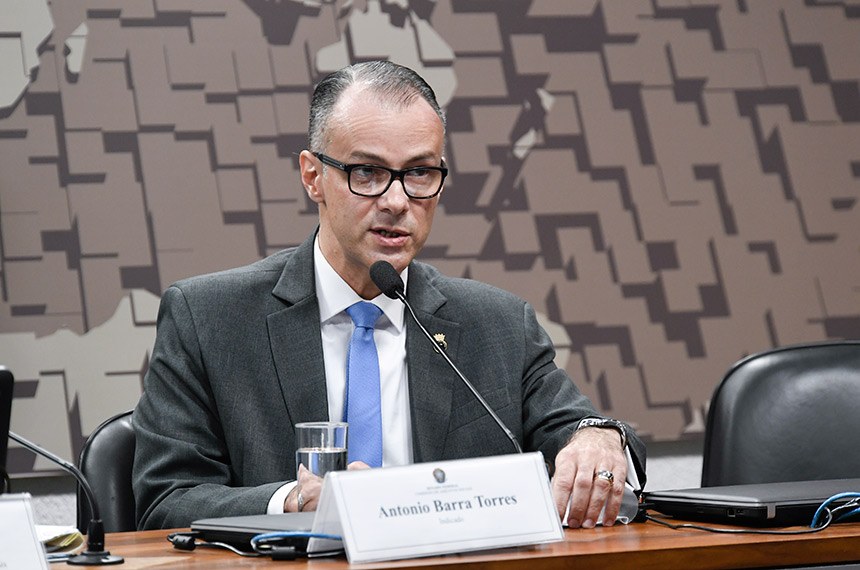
left=701, top=341, right=860, bottom=487
left=77, top=410, right=137, bottom=533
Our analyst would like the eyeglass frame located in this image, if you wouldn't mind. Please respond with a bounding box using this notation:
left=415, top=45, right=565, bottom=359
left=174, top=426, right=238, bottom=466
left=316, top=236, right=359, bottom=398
left=312, top=152, right=448, bottom=199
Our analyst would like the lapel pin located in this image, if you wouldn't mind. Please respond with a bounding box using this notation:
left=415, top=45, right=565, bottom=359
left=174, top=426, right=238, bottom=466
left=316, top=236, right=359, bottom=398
left=433, top=333, right=447, bottom=352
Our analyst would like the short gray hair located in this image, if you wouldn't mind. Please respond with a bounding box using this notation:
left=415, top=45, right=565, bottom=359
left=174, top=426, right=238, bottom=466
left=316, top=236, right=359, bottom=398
left=308, top=60, right=446, bottom=152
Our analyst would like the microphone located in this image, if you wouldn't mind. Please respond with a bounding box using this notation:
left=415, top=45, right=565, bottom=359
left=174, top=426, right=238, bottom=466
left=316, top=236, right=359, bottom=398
left=8, top=430, right=124, bottom=566
left=370, top=260, right=523, bottom=454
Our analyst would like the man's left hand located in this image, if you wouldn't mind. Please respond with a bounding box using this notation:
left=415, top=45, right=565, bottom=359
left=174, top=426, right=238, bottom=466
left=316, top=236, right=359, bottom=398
left=551, top=427, right=627, bottom=528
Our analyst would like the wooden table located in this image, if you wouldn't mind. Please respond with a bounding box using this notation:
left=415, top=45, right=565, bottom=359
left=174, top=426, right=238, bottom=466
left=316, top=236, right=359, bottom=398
left=98, top=518, right=860, bottom=569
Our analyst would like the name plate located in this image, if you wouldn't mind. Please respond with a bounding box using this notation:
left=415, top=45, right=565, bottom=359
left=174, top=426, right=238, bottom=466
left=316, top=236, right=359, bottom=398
left=310, top=452, right=562, bottom=563
left=0, top=493, right=50, bottom=569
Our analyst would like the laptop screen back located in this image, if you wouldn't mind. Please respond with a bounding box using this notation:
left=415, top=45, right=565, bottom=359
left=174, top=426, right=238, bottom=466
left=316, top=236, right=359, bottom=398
left=0, top=368, right=13, bottom=476
left=191, top=512, right=317, bottom=551
left=645, top=478, right=860, bottom=526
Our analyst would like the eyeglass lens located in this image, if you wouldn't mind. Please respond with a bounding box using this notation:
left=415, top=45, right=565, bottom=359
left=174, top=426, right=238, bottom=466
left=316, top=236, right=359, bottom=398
left=350, top=166, right=442, bottom=198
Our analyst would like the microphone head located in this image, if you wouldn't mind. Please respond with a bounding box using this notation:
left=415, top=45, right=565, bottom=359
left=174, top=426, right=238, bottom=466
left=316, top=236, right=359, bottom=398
left=370, top=260, right=404, bottom=299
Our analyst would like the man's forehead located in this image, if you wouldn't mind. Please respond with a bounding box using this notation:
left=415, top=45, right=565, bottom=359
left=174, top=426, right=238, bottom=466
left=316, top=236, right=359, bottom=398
left=324, top=88, right=444, bottom=156
left=332, top=84, right=437, bottom=121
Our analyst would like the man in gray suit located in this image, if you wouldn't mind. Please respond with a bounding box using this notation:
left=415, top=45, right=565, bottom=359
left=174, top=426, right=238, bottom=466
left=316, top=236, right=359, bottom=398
left=133, top=61, right=646, bottom=531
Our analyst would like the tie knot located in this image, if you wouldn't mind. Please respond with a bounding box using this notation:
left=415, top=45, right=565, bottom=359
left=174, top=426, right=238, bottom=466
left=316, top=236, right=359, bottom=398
left=346, top=301, right=383, bottom=330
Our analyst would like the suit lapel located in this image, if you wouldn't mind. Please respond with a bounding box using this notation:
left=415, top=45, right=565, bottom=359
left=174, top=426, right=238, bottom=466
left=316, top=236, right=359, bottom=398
left=267, top=233, right=329, bottom=426
left=406, top=264, right=460, bottom=463
left=263, top=242, right=464, bottom=460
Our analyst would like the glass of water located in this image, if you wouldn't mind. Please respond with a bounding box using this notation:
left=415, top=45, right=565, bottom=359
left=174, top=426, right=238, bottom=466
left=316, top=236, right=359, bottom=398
left=295, top=421, right=348, bottom=477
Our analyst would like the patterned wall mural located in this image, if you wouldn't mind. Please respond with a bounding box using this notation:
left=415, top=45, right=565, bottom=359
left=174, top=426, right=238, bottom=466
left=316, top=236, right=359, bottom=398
left=1, top=0, right=858, bottom=475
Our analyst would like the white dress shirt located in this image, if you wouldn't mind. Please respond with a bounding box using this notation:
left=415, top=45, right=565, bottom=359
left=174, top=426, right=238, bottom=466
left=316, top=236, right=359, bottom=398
left=268, top=237, right=413, bottom=512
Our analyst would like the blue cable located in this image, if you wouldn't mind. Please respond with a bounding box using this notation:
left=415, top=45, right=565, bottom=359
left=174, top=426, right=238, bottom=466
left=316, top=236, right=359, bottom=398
left=250, top=531, right=343, bottom=553
left=810, top=492, right=860, bottom=528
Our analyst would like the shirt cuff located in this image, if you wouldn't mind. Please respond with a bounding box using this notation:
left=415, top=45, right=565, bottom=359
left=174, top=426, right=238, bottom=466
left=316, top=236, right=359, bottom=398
left=267, top=481, right=298, bottom=514
left=625, top=447, right=642, bottom=491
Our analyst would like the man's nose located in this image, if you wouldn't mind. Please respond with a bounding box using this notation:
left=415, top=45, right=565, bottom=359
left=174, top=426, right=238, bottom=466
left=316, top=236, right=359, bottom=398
left=377, top=177, right=410, bottom=212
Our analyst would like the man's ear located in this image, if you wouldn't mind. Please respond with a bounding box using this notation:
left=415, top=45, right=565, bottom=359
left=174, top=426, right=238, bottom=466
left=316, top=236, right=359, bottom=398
left=300, top=150, right=324, bottom=204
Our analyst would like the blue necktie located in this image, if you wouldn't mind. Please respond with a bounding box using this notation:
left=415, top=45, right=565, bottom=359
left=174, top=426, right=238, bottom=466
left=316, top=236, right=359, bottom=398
left=344, top=301, right=384, bottom=467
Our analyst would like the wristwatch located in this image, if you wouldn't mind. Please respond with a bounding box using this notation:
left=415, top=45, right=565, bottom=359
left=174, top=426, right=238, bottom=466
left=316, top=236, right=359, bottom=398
left=576, top=417, right=628, bottom=449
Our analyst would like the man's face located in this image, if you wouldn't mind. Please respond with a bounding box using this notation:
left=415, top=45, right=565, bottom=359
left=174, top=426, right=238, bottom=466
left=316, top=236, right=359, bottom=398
left=300, top=86, right=445, bottom=298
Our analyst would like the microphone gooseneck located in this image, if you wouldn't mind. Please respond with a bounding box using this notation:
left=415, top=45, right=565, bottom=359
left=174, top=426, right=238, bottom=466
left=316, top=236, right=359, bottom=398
left=369, top=261, right=522, bottom=454
left=8, top=431, right=124, bottom=566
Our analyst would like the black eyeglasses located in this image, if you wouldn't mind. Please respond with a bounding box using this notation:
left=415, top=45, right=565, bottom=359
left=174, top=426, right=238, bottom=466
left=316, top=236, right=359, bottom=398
left=313, top=152, right=447, bottom=199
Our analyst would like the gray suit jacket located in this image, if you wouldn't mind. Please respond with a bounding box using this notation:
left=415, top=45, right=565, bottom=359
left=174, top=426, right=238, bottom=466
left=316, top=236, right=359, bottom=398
left=133, top=232, right=646, bottom=529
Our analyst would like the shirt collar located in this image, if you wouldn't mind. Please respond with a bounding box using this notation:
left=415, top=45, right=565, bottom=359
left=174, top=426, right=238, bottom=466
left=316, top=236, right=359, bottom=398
left=313, top=235, right=406, bottom=332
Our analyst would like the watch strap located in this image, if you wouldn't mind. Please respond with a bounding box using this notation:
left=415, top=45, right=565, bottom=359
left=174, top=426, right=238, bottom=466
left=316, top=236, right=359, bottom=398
left=576, top=417, right=628, bottom=449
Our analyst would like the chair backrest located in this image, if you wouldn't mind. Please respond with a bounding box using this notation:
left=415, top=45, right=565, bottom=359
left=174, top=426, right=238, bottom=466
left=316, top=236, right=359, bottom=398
left=77, top=410, right=136, bottom=533
left=701, top=341, right=860, bottom=487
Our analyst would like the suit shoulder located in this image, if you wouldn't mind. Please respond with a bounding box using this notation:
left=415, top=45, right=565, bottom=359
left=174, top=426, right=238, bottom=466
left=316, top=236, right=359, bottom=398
left=413, top=261, right=524, bottom=308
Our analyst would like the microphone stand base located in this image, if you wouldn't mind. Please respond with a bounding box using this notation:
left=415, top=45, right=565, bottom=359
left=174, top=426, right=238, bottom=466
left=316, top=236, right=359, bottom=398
left=66, top=551, right=125, bottom=565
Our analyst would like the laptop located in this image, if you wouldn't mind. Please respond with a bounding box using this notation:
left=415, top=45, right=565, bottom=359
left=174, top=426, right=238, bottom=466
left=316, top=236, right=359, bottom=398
left=644, top=478, right=860, bottom=526
left=191, top=512, right=317, bottom=552
left=0, top=368, right=13, bottom=482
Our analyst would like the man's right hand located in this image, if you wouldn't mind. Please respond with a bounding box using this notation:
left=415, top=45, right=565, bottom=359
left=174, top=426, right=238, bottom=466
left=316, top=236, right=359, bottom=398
left=284, top=461, right=371, bottom=512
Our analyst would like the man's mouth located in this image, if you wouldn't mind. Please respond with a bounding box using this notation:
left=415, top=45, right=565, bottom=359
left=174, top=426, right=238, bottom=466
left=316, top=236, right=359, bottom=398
left=374, top=228, right=406, bottom=239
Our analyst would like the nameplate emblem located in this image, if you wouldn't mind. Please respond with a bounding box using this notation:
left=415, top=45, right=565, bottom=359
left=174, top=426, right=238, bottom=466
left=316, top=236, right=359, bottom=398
left=310, top=452, right=562, bottom=563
